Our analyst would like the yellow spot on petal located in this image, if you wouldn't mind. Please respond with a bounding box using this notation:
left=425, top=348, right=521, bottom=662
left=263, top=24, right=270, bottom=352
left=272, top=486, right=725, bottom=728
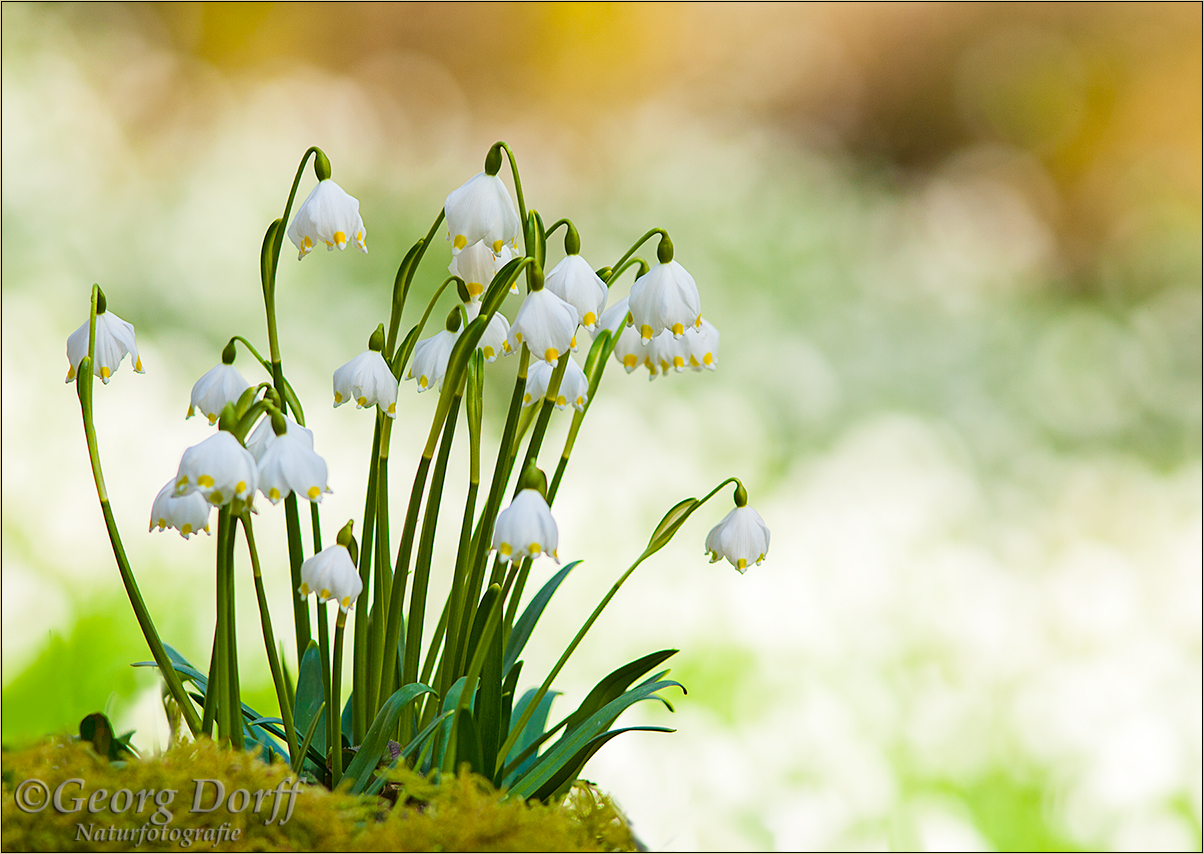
left=176, top=475, right=189, bottom=490
left=325, top=241, right=334, bottom=249
left=333, top=230, right=346, bottom=245
left=492, top=239, right=504, bottom=253
left=673, top=356, right=684, bottom=368
left=269, top=487, right=281, bottom=501
left=135, top=357, right=143, bottom=371
left=695, top=315, right=703, bottom=329
left=576, top=395, right=584, bottom=406
left=307, top=486, right=320, bottom=500
left=209, top=490, right=224, bottom=505
left=570, top=336, right=577, bottom=349
left=583, top=312, right=596, bottom=326
left=334, top=391, right=343, bottom=404
left=419, top=376, right=429, bottom=389
left=528, top=543, right=541, bottom=555
left=514, top=331, right=523, bottom=343
left=388, top=402, right=396, bottom=414
left=304, top=236, right=313, bottom=249
left=468, top=281, right=484, bottom=296
left=357, top=396, right=368, bottom=407
left=157, top=518, right=167, bottom=529
left=703, top=352, right=713, bottom=366
left=689, top=356, right=700, bottom=366
left=502, top=341, right=512, bottom=353
left=757, top=553, right=766, bottom=564
left=483, top=346, right=495, bottom=359
left=100, top=366, right=111, bottom=379
left=181, top=524, right=192, bottom=535
left=499, top=543, right=512, bottom=557
left=341, top=596, right=351, bottom=608
left=639, top=324, right=654, bottom=342
left=671, top=323, right=684, bottom=336
left=523, top=393, right=532, bottom=404
left=235, top=481, right=246, bottom=495
left=357, top=230, right=364, bottom=242
left=453, top=234, right=468, bottom=250
left=544, top=348, right=559, bottom=362
left=207, top=414, right=217, bottom=426
left=67, top=365, right=76, bottom=380
left=736, top=558, right=747, bottom=570
left=198, top=475, right=215, bottom=488
left=300, top=583, right=311, bottom=595
left=622, top=354, right=637, bottom=368
left=556, top=395, right=567, bottom=406
left=320, top=588, right=331, bottom=599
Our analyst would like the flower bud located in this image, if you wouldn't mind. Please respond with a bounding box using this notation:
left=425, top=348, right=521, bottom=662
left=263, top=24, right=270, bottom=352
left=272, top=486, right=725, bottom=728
left=485, top=144, right=503, bottom=176
left=564, top=223, right=581, bottom=256
left=314, top=148, right=332, bottom=181
left=336, top=519, right=355, bottom=549
left=656, top=234, right=674, bottom=264
left=733, top=482, right=748, bottom=507
left=518, top=463, right=548, bottom=497
left=271, top=410, right=288, bottom=437
left=221, top=340, right=238, bottom=365
left=445, top=308, right=462, bottom=333
left=368, top=323, right=386, bottom=353
left=95, top=287, right=107, bottom=315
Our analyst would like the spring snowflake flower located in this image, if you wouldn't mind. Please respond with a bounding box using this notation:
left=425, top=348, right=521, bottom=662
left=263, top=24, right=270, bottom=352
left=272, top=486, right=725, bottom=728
left=524, top=357, right=589, bottom=411
left=188, top=364, right=252, bottom=425
left=597, top=295, right=631, bottom=336
left=492, top=489, right=559, bottom=564
left=705, top=506, right=771, bottom=573
left=686, top=317, right=719, bottom=371
left=245, top=413, right=313, bottom=462
left=149, top=479, right=211, bottom=539
left=465, top=301, right=511, bottom=362
left=450, top=240, right=509, bottom=299
left=299, top=544, right=363, bottom=612
left=65, top=311, right=143, bottom=384
left=333, top=351, right=397, bottom=417
left=257, top=428, right=330, bottom=505
left=545, top=254, right=608, bottom=332
left=287, top=179, right=367, bottom=259
left=174, top=431, right=258, bottom=507
left=444, top=172, right=520, bottom=256
left=406, top=327, right=459, bottom=392
left=643, top=329, right=689, bottom=378
left=628, top=260, right=701, bottom=343
left=509, top=288, right=577, bottom=366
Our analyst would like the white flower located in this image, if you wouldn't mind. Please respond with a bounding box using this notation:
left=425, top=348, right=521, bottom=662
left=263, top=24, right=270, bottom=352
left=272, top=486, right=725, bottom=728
left=545, top=255, right=608, bottom=332
left=628, top=260, right=701, bottom=343
left=174, top=431, right=258, bottom=507
left=492, top=489, right=559, bottom=564
left=65, top=311, right=143, bottom=384
left=149, top=478, right=211, bottom=538
left=685, top=317, right=719, bottom=371
left=611, top=322, right=644, bottom=374
left=464, top=301, right=511, bottom=362
left=299, top=544, right=363, bottom=612
left=449, top=241, right=507, bottom=299
left=333, top=351, right=397, bottom=417
left=705, top=506, right=770, bottom=573
left=188, top=364, right=252, bottom=425
left=525, top=356, right=590, bottom=411
left=444, top=172, right=520, bottom=256
left=245, top=413, right=313, bottom=462
left=287, top=179, right=367, bottom=259
left=522, top=358, right=552, bottom=407
left=257, top=430, right=330, bottom=504
left=597, top=295, right=631, bottom=337
left=509, top=288, right=577, bottom=366
left=406, top=328, right=459, bottom=392
left=643, top=329, right=689, bottom=379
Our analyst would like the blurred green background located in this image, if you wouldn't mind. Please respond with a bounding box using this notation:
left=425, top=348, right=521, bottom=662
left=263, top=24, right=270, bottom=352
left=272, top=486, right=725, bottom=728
left=2, top=3, right=1200, bottom=850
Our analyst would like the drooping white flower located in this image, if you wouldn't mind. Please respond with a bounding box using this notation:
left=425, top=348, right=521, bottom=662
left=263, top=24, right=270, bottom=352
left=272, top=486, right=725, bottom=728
left=522, top=358, right=552, bottom=407
left=685, top=317, right=719, bottom=371
left=245, top=413, right=313, bottom=462
left=333, top=351, right=397, bottom=417
left=444, top=172, right=520, bottom=256
left=257, top=429, right=330, bottom=505
left=149, top=478, right=211, bottom=539
left=524, top=356, right=590, bottom=411
left=174, top=431, right=258, bottom=507
left=449, top=240, right=509, bottom=300
left=65, top=311, right=143, bottom=384
left=287, top=179, right=367, bottom=259
left=508, top=288, right=577, bottom=366
left=705, top=506, right=771, bottom=573
left=628, top=260, right=702, bottom=343
left=406, top=328, right=459, bottom=393
left=464, top=301, right=511, bottom=362
left=188, top=364, right=252, bottom=425
left=492, top=489, right=559, bottom=564
left=611, top=322, right=644, bottom=374
left=643, top=329, right=689, bottom=379
left=545, top=254, right=608, bottom=332
left=299, top=544, right=362, bottom=612
left=597, top=295, right=631, bottom=337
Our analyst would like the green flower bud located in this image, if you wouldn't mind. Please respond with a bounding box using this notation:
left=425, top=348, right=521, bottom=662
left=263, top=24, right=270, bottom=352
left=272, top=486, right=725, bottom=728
left=336, top=519, right=355, bottom=549
left=368, top=323, right=386, bottom=353
left=529, top=262, right=545, bottom=292
left=518, top=463, right=548, bottom=497
left=95, top=287, right=107, bottom=315
left=596, top=266, right=613, bottom=283
left=271, top=410, right=288, bottom=437
left=485, top=144, right=503, bottom=177
left=656, top=234, right=674, bottom=264
left=217, top=401, right=239, bottom=433
left=221, top=339, right=238, bottom=365
left=314, top=148, right=332, bottom=182
left=564, top=222, right=581, bottom=256
left=733, top=482, right=748, bottom=508
left=445, top=308, right=462, bottom=333
left=455, top=277, right=471, bottom=303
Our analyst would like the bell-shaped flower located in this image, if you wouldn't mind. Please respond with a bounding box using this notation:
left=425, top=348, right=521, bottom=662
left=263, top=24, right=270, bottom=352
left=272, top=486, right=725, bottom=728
left=611, top=322, right=644, bottom=374
left=509, top=288, right=577, bottom=366
left=643, top=329, right=689, bottom=379
left=257, top=430, right=330, bottom=505
left=333, top=351, right=397, bottom=417
left=174, top=431, right=257, bottom=507
left=287, top=179, right=367, bottom=259
left=597, top=295, right=631, bottom=337
left=245, top=413, right=313, bottom=462
left=406, top=328, right=459, bottom=393
left=188, top=364, right=252, bottom=425
left=524, top=356, right=589, bottom=411
left=464, top=301, right=511, bottom=362
left=299, top=544, right=363, bottom=612
left=65, top=311, right=143, bottom=384
left=449, top=241, right=506, bottom=300
left=444, top=172, right=520, bottom=256
left=545, top=254, right=608, bottom=332
left=705, top=506, right=771, bottom=573
left=686, top=317, right=719, bottom=371
left=492, top=488, right=559, bottom=564
left=628, top=260, right=702, bottom=343
left=149, top=478, right=211, bottom=539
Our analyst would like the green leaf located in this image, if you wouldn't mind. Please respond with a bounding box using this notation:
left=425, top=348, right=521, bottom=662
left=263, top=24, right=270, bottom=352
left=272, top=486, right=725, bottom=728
left=643, top=498, right=699, bottom=558
left=531, top=726, right=674, bottom=803
left=364, top=710, right=453, bottom=797
left=452, top=708, right=484, bottom=775
left=561, top=649, right=678, bottom=735
left=503, top=561, right=580, bottom=676
left=464, top=585, right=502, bottom=672
left=341, top=691, right=354, bottom=744
left=293, top=641, right=325, bottom=757
left=502, top=688, right=560, bottom=787
left=342, top=682, right=436, bottom=794
left=507, top=679, right=683, bottom=799
left=295, top=701, right=325, bottom=776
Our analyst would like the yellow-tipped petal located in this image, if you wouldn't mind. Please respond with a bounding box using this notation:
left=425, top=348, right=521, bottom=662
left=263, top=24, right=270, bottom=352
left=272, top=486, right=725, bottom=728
left=671, top=323, right=684, bottom=336
left=197, top=475, right=215, bottom=488
left=499, top=543, right=512, bottom=557
left=269, top=487, right=281, bottom=501
left=181, top=524, right=192, bottom=535
left=544, top=348, right=559, bottom=362
left=453, top=234, right=468, bottom=250
left=528, top=543, right=541, bottom=555
left=333, top=230, right=346, bottom=245
left=235, top=481, right=246, bottom=495
left=334, top=391, right=343, bottom=403
left=207, top=414, right=217, bottom=426
left=583, top=311, right=597, bottom=326
left=468, top=282, right=484, bottom=296
left=307, top=486, right=320, bottom=500
left=100, top=366, right=111, bottom=379
left=492, top=239, right=504, bottom=253
left=388, top=402, right=396, bottom=414
left=320, top=588, right=331, bottom=599
left=639, top=324, right=654, bottom=342
left=209, top=490, right=224, bottom=505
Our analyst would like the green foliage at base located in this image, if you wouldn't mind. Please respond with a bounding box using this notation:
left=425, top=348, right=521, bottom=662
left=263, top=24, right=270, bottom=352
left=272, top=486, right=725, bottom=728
left=2, top=738, right=638, bottom=852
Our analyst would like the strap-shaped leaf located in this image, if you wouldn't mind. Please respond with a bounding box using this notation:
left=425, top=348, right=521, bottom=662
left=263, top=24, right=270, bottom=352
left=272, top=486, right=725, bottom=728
left=294, top=700, right=325, bottom=775
left=502, top=688, right=560, bottom=787
left=561, top=649, right=679, bottom=735
left=293, top=641, right=325, bottom=756
left=503, top=561, right=581, bottom=676
left=507, top=679, right=683, bottom=799
left=364, top=710, right=453, bottom=797
left=342, top=682, right=436, bottom=794
left=531, top=726, right=674, bottom=803
left=643, top=498, right=699, bottom=558
left=452, top=708, right=484, bottom=775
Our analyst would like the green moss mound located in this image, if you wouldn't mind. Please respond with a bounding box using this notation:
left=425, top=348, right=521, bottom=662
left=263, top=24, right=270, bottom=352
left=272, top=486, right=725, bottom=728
left=2, top=738, right=639, bottom=852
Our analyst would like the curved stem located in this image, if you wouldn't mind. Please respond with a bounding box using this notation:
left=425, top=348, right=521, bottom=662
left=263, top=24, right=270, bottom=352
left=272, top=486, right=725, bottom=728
left=610, top=228, right=667, bottom=280
left=386, top=211, right=447, bottom=358
left=494, top=142, right=527, bottom=241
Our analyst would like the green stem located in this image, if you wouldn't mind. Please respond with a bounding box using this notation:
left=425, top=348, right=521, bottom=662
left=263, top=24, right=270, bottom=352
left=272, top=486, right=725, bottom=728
left=493, top=142, right=528, bottom=245
left=610, top=228, right=667, bottom=280
left=330, top=612, right=348, bottom=787
left=352, top=416, right=381, bottom=745
left=241, top=514, right=298, bottom=762
left=386, top=212, right=446, bottom=357
left=224, top=511, right=244, bottom=751
left=316, top=600, right=333, bottom=776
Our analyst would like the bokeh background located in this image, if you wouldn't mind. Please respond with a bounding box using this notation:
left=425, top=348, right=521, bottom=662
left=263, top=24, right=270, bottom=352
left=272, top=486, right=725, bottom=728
left=3, top=3, right=1200, bottom=850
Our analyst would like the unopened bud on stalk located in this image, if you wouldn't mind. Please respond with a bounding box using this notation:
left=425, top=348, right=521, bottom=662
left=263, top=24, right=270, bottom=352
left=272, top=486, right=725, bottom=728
left=95, top=287, right=108, bottom=315
left=271, top=410, right=289, bottom=437
left=518, top=463, right=548, bottom=498
left=485, top=144, right=503, bottom=177
left=657, top=234, right=674, bottom=264
left=234, top=385, right=259, bottom=419
left=564, top=223, right=581, bottom=256
left=368, top=323, right=386, bottom=353
left=217, top=401, right=238, bottom=433
left=314, top=148, right=332, bottom=182
left=445, top=308, right=462, bottom=333
left=733, top=482, right=748, bottom=507
left=221, top=340, right=238, bottom=365
left=596, top=266, right=613, bottom=283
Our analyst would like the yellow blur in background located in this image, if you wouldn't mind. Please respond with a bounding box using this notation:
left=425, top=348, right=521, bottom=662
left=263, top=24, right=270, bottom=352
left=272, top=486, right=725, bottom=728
left=2, top=4, right=1200, bottom=850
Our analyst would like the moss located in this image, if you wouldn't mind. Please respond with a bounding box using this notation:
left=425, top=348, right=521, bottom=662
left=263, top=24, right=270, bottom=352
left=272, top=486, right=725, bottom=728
left=2, top=738, right=638, bottom=852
